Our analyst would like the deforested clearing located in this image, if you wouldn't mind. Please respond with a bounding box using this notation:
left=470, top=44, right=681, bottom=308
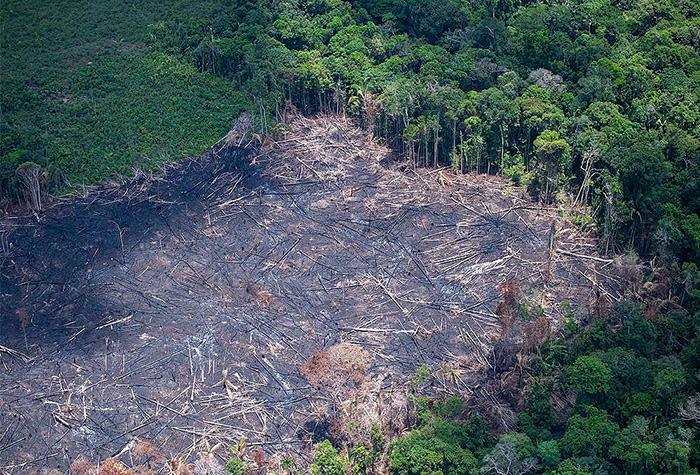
left=0, top=116, right=624, bottom=471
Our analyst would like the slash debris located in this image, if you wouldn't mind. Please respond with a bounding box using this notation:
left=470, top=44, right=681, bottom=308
left=0, top=115, right=623, bottom=473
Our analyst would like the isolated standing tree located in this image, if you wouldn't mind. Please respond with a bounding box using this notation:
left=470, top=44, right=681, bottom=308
left=16, top=162, right=44, bottom=211
left=533, top=130, right=570, bottom=202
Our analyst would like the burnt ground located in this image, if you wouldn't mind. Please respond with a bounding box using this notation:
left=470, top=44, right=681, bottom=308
left=0, top=116, right=623, bottom=473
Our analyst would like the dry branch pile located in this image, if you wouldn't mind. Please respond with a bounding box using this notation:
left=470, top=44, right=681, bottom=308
left=0, top=115, right=623, bottom=473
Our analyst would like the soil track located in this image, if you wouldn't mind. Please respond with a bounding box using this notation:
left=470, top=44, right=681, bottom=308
left=0, top=116, right=619, bottom=473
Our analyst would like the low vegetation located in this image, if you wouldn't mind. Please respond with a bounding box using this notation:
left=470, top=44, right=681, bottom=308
left=1, top=0, right=247, bottom=200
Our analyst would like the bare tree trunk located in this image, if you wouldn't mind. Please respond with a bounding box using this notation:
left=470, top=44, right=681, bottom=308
left=452, top=119, right=456, bottom=164
left=433, top=127, right=439, bottom=168
left=424, top=139, right=428, bottom=168
left=0, top=227, right=9, bottom=257
left=499, top=123, right=505, bottom=175
left=210, top=27, right=216, bottom=75
left=412, top=141, right=416, bottom=169
left=459, top=131, right=464, bottom=174
left=258, top=100, right=266, bottom=135
left=575, top=150, right=594, bottom=207
left=545, top=221, right=556, bottom=283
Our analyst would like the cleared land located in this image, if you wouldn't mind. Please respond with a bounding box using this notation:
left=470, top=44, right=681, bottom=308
left=0, top=116, right=621, bottom=473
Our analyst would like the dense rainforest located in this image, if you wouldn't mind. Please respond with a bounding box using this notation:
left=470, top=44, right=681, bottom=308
left=2, top=0, right=700, bottom=474
left=3, top=0, right=700, bottom=264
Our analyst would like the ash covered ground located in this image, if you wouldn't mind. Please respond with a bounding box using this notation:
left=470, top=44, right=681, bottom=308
left=0, top=116, right=621, bottom=473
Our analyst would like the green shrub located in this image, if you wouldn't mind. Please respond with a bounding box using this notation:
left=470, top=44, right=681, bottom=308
left=370, top=422, right=385, bottom=454
left=311, top=441, right=346, bottom=475
left=225, top=457, right=244, bottom=475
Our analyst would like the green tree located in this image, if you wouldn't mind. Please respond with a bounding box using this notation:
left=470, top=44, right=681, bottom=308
left=654, top=366, right=686, bottom=414
left=569, top=355, right=612, bottom=395
left=609, top=416, right=660, bottom=475
left=559, top=406, right=620, bottom=458
left=536, top=440, right=561, bottom=471
left=389, top=418, right=482, bottom=475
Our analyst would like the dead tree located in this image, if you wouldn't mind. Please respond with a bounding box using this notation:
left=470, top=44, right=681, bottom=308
left=480, top=441, right=538, bottom=475
left=212, top=112, right=254, bottom=150
left=680, top=392, right=700, bottom=423
left=545, top=220, right=557, bottom=283
left=16, top=162, right=44, bottom=211
left=359, top=89, right=378, bottom=137
left=0, top=226, right=8, bottom=256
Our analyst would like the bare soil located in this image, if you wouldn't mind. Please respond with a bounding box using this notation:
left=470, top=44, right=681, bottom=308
left=0, top=116, right=621, bottom=473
